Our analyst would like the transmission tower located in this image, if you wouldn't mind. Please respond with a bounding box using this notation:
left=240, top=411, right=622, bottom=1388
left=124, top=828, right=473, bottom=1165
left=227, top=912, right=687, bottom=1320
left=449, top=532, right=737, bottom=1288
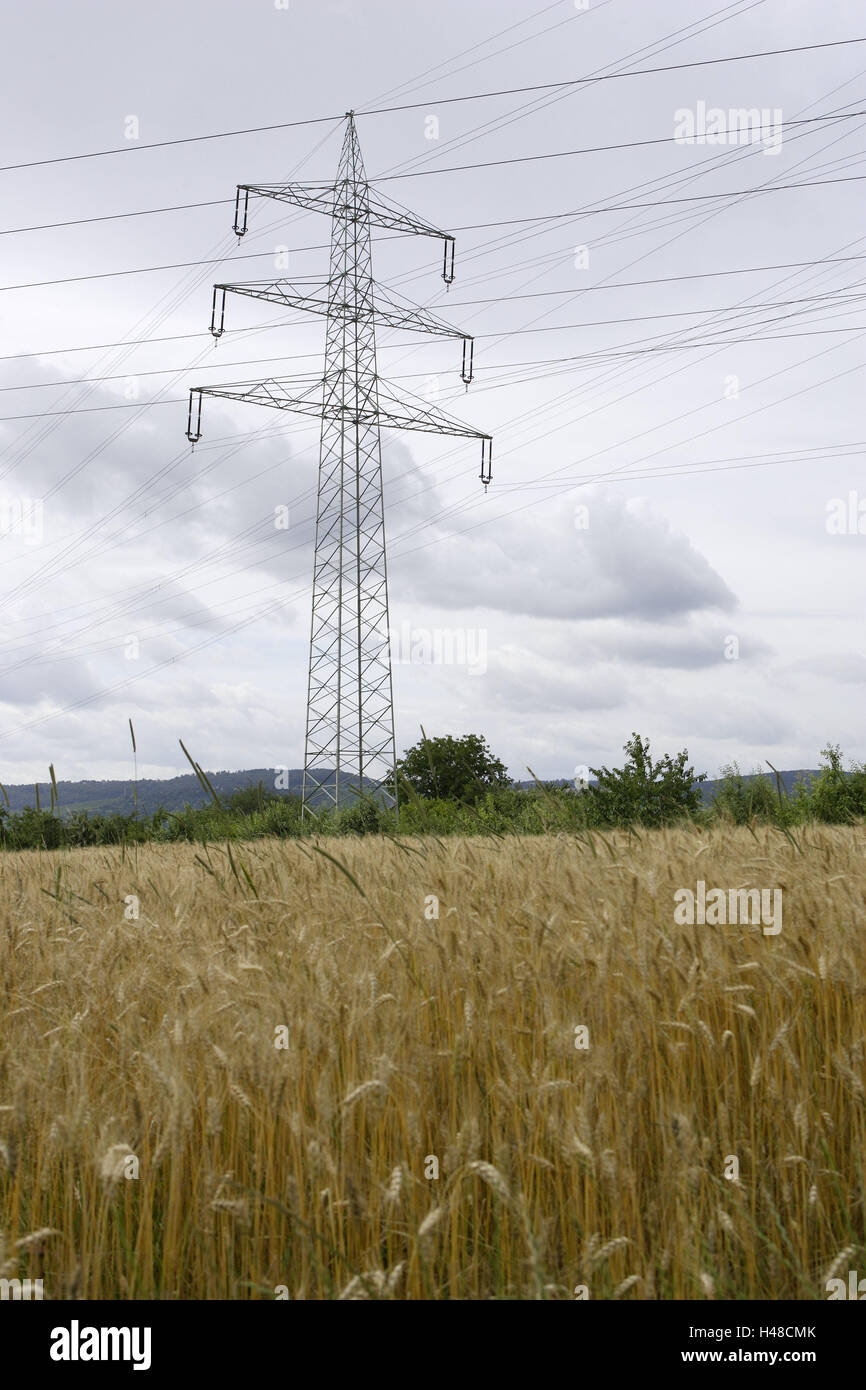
left=186, top=113, right=492, bottom=814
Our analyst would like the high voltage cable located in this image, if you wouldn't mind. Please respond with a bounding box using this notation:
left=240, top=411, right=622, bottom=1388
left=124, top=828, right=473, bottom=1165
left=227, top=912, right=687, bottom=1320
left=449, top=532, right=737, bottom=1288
left=2, top=35, right=863, bottom=177
left=400, top=208, right=866, bottom=530
left=3, top=284, right=855, bottom=627
left=373, top=0, right=774, bottom=181
left=2, top=286, right=864, bottom=397
left=0, top=248, right=296, bottom=293
left=5, top=252, right=866, bottom=360
left=6, top=238, right=863, bottom=647
left=7, top=438, right=864, bottom=668
left=373, top=111, right=866, bottom=181
left=360, top=0, right=591, bottom=109
left=5, top=416, right=862, bottom=664
left=3, top=17, right=861, bottom=678
left=1, top=327, right=860, bottom=424
left=2, top=233, right=862, bottom=444
left=0, top=7, right=822, bottom=445
left=6, top=165, right=865, bottom=242
left=0, top=122, right=346, bottom=505
left=4, top=282, right=864, bottom=394
left=357, top=1, right=771, bottom=193
left=11, top=429, right=859, bottom=671
left=393, top=220, right=866, bottom=536
left=451, top=105, right=866, bottom=378
left=3, top=341, right=863, bottom=738
left=4, top=437, right=861, bottom=648
left=5, top=299, right=864, bottom=613
left=32, top=172, right=856, bottom=587
left=5, top=358, right=861, bottom=667
left=0, top=4, right=783, bottom=637
left=404, top=96, right=866, bottom=305
left=5, top=76, right=861, bottom=417
left=4, top=121, right=866, bottom=289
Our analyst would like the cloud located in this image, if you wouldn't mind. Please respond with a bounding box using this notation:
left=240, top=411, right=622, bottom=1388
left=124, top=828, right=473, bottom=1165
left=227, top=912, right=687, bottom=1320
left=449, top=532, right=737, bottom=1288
left=487, top=645, right=627, bottom=713
left=789, top=653, right=866, bottom=685
left=393, top=490, right=736, bottom=621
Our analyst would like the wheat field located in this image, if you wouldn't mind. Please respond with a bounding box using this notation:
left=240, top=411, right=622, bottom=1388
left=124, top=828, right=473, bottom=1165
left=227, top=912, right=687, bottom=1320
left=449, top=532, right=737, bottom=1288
left=0, top=824, right=863, bottom=1300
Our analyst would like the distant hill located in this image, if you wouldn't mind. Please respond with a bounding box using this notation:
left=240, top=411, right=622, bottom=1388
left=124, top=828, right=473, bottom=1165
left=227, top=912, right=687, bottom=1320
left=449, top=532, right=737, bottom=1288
left=1, top=766, right=821, bottom=817
left=520, top=769, right=821, bottom=803
left=0, top=768, right=309, bottom=817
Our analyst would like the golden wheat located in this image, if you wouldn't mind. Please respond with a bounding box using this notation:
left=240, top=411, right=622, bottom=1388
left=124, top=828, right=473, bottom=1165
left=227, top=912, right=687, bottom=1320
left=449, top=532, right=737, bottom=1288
left=0, top=823, right=863, bottom=1299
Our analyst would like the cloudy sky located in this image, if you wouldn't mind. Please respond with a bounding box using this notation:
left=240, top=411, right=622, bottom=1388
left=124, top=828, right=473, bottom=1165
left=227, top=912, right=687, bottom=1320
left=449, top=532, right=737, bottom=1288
left=0, top=0, right=863, bottom=786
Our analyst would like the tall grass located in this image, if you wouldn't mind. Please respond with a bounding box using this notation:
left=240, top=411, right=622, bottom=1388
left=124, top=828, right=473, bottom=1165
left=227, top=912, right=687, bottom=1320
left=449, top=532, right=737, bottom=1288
left=0, top=824, right=863, bottom=1299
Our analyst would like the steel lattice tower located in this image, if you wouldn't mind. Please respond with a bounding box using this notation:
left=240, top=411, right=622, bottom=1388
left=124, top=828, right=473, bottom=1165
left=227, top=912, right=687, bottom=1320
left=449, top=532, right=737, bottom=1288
left=186, top=114, right=492, bottom=814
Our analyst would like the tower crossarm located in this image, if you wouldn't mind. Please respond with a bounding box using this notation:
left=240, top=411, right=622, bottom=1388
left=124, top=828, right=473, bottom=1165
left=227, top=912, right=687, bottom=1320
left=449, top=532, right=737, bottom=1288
left=373, top=281, right=472, bottom=343
left=236, top=182, right=451, bottom=242
left=186, top=376, right=493, bottom=484
left=186, top=376, right=323, bottom=434
left=210, top=277, right=474, bottom=349
left=233, top=176, right=457, bottom=283
left=373, top=377, right=491, bottom=445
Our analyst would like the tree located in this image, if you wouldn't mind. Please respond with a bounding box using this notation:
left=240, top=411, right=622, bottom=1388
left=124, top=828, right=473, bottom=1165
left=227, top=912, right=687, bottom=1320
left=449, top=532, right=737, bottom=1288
left=225, top=781, right=279, bottom=816
left=586, top=732, right=706, bottom=827
left=713, top=762, right=780, bottom=824
left=392, top=732, right=510, bottom=804
left=807, top=744, right=866, bottom=823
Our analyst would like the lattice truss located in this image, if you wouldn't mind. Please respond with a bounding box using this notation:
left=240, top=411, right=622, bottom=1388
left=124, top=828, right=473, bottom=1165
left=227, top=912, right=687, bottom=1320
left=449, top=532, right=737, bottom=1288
left=186, top=114, right=492, bottom=812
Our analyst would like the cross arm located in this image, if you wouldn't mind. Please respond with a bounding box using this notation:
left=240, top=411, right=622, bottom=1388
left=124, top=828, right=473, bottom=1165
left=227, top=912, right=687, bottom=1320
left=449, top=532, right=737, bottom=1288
left=186, top=377, right=492, bottom=485
left=209, top=281, right=477, bottom=383
left=232, top=183, right=456, bottom=283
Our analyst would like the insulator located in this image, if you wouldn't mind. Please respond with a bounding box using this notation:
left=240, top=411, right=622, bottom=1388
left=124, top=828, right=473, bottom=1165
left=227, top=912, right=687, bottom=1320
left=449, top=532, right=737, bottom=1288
left=480, top=437, right=493, bottom=488
left=234, top=186, right=250, bottom=238
left=442, top=237, right=455, bottom=286
left=210, top=285, right=227, bottom=339
left=186, top=390, right=203, bottom=444
left=461, top=337, right=474, bottom=386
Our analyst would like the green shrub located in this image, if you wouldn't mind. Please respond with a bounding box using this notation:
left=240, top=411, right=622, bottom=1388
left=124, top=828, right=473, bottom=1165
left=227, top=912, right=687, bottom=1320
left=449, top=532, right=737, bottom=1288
left=260, top=797, right=303, bottom=838
left=713, top=763, right=782, bottom=824
left=392, top=732, right=510, bottom=805
left=586, top=733, right=706, bottom=828
left=807, top=744, right=866, bottom=824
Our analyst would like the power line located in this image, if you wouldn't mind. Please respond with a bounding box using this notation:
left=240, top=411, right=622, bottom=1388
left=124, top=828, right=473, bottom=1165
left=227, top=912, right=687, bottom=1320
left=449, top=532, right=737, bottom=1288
left=360, top=0, right=589, bottom=109
left=3, top=17, right=861, bottom=695
left=5, top=119, right=866, bottom=291
left=0, top=247, right=290, bottom=293
left=3, top=284, right=864, bottom=396
left=0, top=327, right=860, bottom=425
left=6, top=214, right=863, bottom=657
left=17, top=431, right=860, bottom=671
left=373, top=110, right=866, bottom=182
left=6, top=253, right=866, bottom=359
left=0, top=5, right=822, bottom=527
left=7, top=165, right=865, bottom=243
left=0, top=197, right=231, bottom=239
left=371, top=0, right=774, bottom=183
left=414, top=93, right=866, bottom=306
left=4, top=338, right=864, bottom=743
left=2, top=34, right=863, bottom=178
left=1, top=298, right=861, bottom=625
